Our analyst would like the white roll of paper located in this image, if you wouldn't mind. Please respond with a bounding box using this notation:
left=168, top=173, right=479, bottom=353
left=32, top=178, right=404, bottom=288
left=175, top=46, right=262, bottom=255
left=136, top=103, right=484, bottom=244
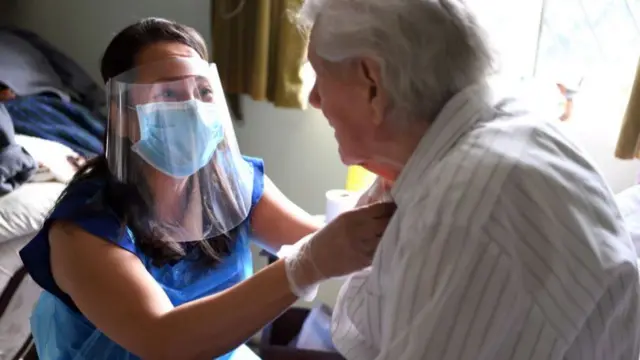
left=324, top=189, right=358, bottom=223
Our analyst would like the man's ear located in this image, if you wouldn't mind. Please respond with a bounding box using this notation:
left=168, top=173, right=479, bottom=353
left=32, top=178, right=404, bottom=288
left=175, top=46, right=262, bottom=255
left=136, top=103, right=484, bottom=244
left=355, top=58, right=388, bottom=126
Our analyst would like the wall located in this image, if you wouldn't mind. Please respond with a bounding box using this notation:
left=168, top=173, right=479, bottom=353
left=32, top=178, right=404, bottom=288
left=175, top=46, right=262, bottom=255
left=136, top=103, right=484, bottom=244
left=1, top=0, right=638, bottom=309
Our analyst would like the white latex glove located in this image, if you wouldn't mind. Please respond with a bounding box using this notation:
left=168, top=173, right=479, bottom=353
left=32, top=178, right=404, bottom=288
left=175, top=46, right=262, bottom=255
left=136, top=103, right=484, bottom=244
left=278, top=177, right=393, bottom=260
left=281, top=202, right=396, bottom=300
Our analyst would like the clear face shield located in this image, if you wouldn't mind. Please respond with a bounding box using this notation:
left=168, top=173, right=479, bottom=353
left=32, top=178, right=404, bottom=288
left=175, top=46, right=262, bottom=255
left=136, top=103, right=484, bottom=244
left=105, top=57, right=253, bottom=242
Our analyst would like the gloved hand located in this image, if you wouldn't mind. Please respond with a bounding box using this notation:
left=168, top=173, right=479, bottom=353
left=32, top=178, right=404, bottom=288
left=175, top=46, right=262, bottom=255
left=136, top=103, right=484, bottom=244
left=281, top=201, right=396, bottom=300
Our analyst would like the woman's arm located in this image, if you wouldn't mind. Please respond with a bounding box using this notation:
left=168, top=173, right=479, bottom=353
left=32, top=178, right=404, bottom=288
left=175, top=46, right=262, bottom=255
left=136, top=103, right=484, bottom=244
left=50, top=201, right=395, bottom=359
left=250, top=176, right=323, bottom=252
left=50, top=221, right=307, bottom=360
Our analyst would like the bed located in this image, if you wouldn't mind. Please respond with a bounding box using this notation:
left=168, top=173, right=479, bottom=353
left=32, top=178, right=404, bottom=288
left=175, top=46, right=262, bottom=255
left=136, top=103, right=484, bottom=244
left=0, top=26, right=105, bottom=360
left=0, top=136, right=96, bottom=360
left=0, top=182, right=65, bottom=359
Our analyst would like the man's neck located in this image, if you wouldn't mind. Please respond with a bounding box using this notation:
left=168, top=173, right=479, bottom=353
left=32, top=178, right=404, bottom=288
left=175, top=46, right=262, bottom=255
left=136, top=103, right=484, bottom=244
left=365, top=121, right=430, bottom=181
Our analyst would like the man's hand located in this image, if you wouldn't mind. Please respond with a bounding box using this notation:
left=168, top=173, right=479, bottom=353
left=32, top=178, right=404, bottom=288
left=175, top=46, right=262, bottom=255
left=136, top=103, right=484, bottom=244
left=67, top=155, right=87, bottom=170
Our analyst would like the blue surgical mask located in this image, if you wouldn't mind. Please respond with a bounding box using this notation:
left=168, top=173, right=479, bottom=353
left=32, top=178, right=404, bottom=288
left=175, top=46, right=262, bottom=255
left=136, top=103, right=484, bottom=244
left=132, top=99, right=225, bottom=177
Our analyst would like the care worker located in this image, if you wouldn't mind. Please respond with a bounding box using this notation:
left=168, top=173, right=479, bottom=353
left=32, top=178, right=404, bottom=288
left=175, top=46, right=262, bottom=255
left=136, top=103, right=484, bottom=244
left=19, top=18, right=395, bottom=360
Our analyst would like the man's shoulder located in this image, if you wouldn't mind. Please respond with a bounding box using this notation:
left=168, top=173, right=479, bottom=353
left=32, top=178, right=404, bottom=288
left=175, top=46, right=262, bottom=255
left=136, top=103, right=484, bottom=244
left=443, top=114, right=604, bottom=193
left=399, top=114, right=623, bottom=245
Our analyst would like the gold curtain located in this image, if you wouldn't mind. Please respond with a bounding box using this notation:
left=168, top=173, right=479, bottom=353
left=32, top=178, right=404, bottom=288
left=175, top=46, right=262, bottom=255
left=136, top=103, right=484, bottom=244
left=211, top=0, right=309, bottom=120
left=615, top=58, right=640, bottom=159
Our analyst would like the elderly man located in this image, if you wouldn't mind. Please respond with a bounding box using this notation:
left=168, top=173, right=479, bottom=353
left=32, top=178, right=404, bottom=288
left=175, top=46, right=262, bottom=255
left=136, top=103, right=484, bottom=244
left=296, top=1, right=640, bottom=359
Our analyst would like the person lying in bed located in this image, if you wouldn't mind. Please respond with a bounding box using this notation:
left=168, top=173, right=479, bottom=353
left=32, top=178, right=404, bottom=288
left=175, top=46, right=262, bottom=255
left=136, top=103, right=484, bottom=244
left=0, top=83, right=16, bottom=101
left=19, top=17, right=396, bottom=360
left=1, top=81, right=90, bottom=175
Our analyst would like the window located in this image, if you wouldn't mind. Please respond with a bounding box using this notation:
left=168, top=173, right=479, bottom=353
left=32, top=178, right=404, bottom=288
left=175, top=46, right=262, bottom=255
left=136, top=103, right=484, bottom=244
left=470, top=0, right=640, bottom=190
left=533, top=0, right=640, bottom=190
left=530, top=0, right=640, bottom=122
left=535, top=0, right=640, bottom=90
left=468, top=0, right=544, bottom=78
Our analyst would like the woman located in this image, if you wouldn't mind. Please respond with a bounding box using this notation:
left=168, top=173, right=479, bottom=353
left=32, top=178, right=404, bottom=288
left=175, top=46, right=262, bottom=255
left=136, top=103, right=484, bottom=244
left=20, top=18, right=395, bottom=360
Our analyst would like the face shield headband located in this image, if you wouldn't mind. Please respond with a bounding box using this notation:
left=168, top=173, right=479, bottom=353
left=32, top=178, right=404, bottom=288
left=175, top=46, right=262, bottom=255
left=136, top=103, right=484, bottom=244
left=104, top=57, right=254, bottom=242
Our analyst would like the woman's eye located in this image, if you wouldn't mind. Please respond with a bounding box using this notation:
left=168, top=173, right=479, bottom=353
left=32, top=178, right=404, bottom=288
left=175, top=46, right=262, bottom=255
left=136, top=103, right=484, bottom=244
left=199, top=87, right=214, bottom=99
left=154, top=89, right=177, bottom=100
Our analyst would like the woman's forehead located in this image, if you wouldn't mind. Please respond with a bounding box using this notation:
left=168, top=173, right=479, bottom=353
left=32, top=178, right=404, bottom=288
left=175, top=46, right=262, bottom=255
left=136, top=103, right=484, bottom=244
left=132, top=42, right=203, bottom=81
left=135, top=61, right=208, bottom=83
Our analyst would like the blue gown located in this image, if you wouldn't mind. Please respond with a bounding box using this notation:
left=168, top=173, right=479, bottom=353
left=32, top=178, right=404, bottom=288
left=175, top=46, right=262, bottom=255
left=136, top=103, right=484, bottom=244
left=19, top=156, right=265, bottom=360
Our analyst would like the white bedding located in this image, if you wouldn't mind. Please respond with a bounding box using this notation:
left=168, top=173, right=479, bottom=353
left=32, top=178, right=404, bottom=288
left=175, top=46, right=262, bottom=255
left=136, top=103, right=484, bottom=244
left=0, top=136, right=77, bottom=358
left=0, top=135, right=78, bottom=243
left=0, top=182, right=66, bottom=244
left=15, top=134, right=80, bottom=183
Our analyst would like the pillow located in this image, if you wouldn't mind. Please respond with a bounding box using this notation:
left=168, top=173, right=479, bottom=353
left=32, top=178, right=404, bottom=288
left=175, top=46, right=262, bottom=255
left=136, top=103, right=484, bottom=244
left=0, top=182, right=66, bottom=243
left=14, top=134, right=79, bottom=183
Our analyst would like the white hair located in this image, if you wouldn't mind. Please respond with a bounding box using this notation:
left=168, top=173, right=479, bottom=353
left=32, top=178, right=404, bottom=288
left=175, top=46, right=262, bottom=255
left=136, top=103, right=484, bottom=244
left=297, top=0, right=495, bottom=122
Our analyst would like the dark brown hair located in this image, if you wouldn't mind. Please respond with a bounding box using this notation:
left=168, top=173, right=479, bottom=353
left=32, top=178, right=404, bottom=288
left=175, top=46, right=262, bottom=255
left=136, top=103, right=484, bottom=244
left=63, top=18, right=238, bottom=267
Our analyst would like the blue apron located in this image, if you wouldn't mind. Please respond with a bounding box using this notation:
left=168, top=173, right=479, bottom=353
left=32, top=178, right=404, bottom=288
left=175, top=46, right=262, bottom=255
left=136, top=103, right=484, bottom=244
left=20, top=157, right=265, bottom=360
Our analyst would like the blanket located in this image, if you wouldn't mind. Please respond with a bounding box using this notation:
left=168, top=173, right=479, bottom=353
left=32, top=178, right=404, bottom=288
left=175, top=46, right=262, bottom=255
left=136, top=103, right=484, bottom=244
left=3, top=95, right=104, bottom=157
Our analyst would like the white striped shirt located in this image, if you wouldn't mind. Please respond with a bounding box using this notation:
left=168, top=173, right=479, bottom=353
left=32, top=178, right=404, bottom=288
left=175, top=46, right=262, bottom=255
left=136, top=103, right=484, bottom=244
left=331, top=81, right=640, bottom=360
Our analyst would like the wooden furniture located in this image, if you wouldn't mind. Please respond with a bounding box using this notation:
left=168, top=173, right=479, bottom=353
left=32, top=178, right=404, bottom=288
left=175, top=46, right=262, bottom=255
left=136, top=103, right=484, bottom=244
left=258, top=251, right=345, bottom=360
left=260, top=307, right=345, bottom=360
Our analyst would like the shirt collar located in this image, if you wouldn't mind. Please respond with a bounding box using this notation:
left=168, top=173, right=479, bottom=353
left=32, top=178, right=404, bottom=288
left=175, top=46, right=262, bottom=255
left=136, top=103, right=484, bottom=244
left=390, top=81, right=496, bottom=206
